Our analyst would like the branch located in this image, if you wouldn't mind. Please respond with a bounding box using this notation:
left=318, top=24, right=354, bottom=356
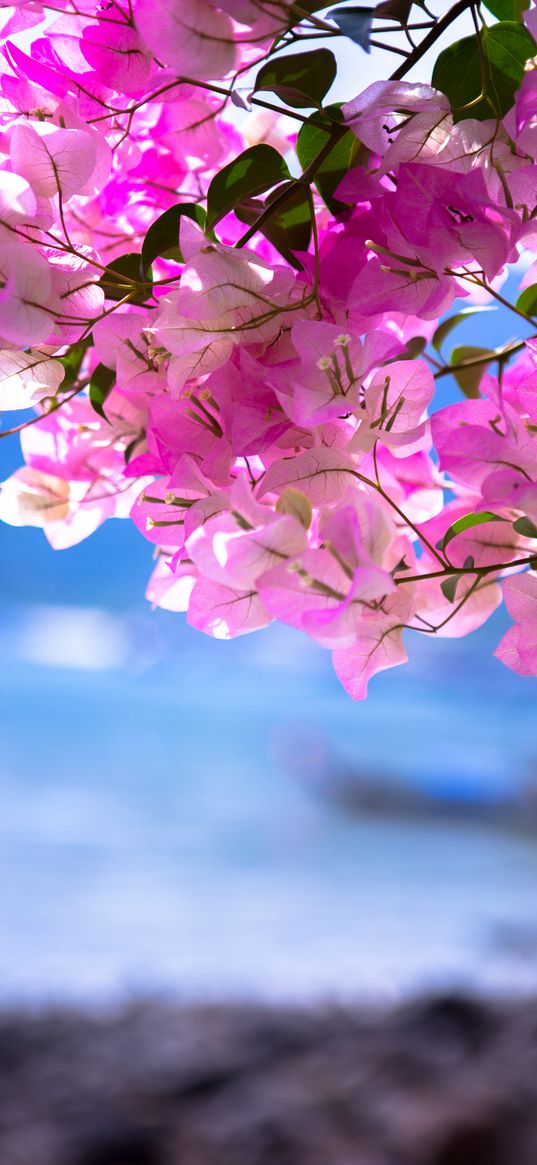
left=233, top=0, right=477, bottom=251
left=434, top=337, right=535, bottom=381
left=390, top=0, right=476, bottom=81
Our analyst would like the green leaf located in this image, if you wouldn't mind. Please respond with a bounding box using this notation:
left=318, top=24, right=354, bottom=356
left=440, top=558, right=475, bottom=602
left=125, top=432, right=145, bottom=464
left=296, top=104, right=364, bottom=214
left=432, top=37, right=482, bottom=120
left=443, top=511, right=505, bottom=551
left=450, top=345, right=493, bottom=398
left=404, top=336, right=427, bottom=358
left=141, top=204, right=206, bottom=278
left=483, top=0, right=529, bottom=20
left=440, top=575, right=460, bottom=603
left=375, top=0, right=412, bottom=20
left=206, top=145, right=291, bottom=230
left=515, top=285, right=537, bottom=319
left=327, top=6, right=374, bottom=50
left=432, top=306, right=496, bottom=353
left=99, top=253, right=152, bottom=304
left=89, top=363, right=115, bottom=420
left=286, top=0, right=331, bottom=17
left=483, top=22, right=537, bottom=112
left=235, top=182, right=312, bottom=267
left=59, top=336, right=93, bottom=391
left=513, top=515, right=537, bottom=537
left=253, top=48, right=337, bottom=109
left=432, top=22, right=536, bottom=122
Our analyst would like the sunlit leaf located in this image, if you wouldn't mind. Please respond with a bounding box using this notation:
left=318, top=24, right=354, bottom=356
left=432, top=306, right=496, bottom=352
left=443, top=511, right=506, bottom=551
left=206, top=145, right=291, bottom=230
left=253, top=48, right=337, bottom=109
left=432, top=22, right=536, bottom=122
left=450, top=346, right=493, bottom=398
left=275, top=487, right=313, bottom=529
left=516, top=285, right=537, bottom=319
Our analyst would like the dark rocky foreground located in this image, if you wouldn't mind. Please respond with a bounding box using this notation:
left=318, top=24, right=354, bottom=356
left=1, top=994, right=537, bottom=1165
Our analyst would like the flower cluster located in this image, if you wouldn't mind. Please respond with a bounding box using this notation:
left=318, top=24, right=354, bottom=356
left=1, top=0, right=537, bottom=697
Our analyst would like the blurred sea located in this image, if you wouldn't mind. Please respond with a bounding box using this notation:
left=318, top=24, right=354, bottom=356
left=1, top=569, right=537, bottom=1006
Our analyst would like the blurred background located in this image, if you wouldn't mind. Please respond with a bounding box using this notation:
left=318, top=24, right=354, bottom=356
left=2, top=278, right=537, bottom=1010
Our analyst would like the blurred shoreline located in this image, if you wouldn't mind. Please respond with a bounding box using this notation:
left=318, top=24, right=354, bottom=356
left=2, top=992, right=537, bottom=1165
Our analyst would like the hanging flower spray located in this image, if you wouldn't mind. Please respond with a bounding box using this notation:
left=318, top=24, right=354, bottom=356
left=1, top=0, right=537, bottom=696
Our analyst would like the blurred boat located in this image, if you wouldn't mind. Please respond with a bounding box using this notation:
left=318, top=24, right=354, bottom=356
left=303, top=753, right=537, bottom=836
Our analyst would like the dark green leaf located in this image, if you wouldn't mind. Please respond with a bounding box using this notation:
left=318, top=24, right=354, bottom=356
left=484, top=0, right=529, bottom=19
left=443, top=511, right=505, bottom=551
left=440, top=575, right=460, bottom=603
left=235, top=182, right=312, bottom=267
left=89, top=363, right=115, bottom=420
left=432, top=22, right=536, bottom=122
left=206, top=144, right=291, bottom=230
left=513, top=515, right=537, bottom=537
left=59, top=336, right=93, bottom=391
left=404, top=337, right=427, bottom=358
left=125, top=432, right=145, bottom=464
left=99, top=253, right=152, bottom=304
left=432, top=306, right=495, bottom=352
left=253, top=48, right=337, bottom=109
left=296, top=104, right=364, bottom=214
left=516, top=284, right=537, bottom=319
left=432, top=37, right=481, bottom=120
left=141, top=204, right=206, bottom=277
left=327, top=6, right=374, bottom=50
left=450, top=345, right=493, bottom=398
left=375, top=0, right=412, bottom=21
left=286, top=0, right=331, bottom=18
left=483, top=22, right=537, bottom=112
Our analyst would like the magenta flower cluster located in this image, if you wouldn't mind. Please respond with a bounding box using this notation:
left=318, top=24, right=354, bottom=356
left=1, top=0, right=537, bottom=697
